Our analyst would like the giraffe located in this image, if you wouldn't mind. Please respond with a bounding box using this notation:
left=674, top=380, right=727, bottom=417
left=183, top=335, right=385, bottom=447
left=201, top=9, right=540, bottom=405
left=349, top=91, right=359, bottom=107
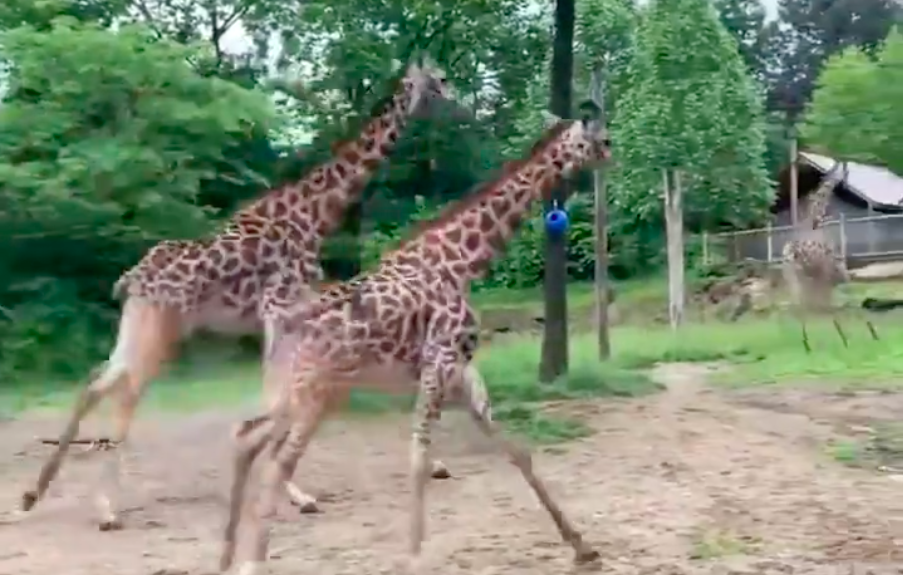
left=779, top=160, right=878, bottom=351
left=21, top=55, right=456, bottom=530
left=219, top=100, right=611, bottom=575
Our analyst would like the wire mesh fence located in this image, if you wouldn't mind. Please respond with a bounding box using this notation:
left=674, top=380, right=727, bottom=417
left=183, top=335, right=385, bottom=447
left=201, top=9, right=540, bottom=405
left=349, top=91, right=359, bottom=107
left=700, top=213, right=903, bottom=268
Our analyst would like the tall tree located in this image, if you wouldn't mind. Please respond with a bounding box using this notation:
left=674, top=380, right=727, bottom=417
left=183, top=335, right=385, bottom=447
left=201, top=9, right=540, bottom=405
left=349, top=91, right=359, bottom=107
left=765, top=0, right=899, bottom=118
left=540, top=0, right=575, bottom=383
left=713, top=0, right=770, bottom=82
left=610, top=0, right=771, bottom=236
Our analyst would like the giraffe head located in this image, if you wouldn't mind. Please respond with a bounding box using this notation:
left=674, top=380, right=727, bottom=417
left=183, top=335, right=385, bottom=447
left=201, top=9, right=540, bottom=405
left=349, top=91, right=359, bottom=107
left=539, top=99, right=610, bottom=174
left=393, top=55, right=453, bottom=119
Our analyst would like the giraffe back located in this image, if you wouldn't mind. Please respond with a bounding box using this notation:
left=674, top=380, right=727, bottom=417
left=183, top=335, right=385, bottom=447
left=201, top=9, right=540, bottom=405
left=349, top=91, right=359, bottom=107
left=276, top=266, right=478, bottom=393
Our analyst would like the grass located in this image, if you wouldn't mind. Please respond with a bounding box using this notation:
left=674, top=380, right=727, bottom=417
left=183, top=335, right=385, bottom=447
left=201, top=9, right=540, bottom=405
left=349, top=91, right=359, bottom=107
left=478, top=336, right=663, bottom=442
left=610, top=313, right=903, bottom=387
left=8, top=277, right=903, bottom=444
left=826, top=424, right=903, bottom=470
left=689, top=528, right=757, bottom=560
left=476, top=278, right=903, bottom=389
left=1, top=328, right=661, bottom=445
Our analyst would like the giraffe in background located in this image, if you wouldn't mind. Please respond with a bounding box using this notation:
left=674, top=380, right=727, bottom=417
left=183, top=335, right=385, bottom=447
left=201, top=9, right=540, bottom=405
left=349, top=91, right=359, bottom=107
left=780, top=160, right=878, bottom=351
left=219, top=101, right=611, bottom=575
left=22, top=55, right=457, bottom=530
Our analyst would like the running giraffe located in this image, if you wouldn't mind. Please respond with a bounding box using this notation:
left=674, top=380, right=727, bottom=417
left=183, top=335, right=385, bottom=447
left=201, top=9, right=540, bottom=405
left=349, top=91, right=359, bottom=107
left=220, top=101, right=611, bottom=575
left=22, top=55, right=457, bottom=530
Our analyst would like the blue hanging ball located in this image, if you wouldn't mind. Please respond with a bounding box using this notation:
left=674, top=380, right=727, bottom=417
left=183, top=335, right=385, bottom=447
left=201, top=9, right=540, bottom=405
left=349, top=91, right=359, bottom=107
left=544, top=208, right=569, bottom=235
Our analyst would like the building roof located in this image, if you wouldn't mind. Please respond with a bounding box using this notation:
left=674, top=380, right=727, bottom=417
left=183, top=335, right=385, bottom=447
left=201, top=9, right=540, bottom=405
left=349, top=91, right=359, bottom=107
left=800, top=152, right=903, bottom=209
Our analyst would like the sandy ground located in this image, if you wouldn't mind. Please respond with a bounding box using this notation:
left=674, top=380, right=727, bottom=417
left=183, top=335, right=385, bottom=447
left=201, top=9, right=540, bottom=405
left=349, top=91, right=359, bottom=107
left=1, top=363, right=901, bottom=575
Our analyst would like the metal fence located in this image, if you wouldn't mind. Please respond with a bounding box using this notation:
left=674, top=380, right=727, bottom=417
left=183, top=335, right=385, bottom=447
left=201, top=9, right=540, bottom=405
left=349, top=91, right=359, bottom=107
left=701, top=212, right=903, bottom=267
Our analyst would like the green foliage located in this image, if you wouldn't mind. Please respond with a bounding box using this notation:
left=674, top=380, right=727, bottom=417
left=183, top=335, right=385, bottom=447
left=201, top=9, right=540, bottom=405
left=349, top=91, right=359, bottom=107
left=712, top=0, right=770, bottom=83
left=0, top=278, right=114, bottom=383
left=575, top=0, right=637, bottom=110
left=0, top=18, right=278, bottom=239
left=802, top=27, right=903, bottom=174
left=764, top=0, right=898, bottom=117
left=0, top=18, right=279, bottom=382
left=609, top=0, right=772, bottom=240
left=0, top=0, right=893, bottom=387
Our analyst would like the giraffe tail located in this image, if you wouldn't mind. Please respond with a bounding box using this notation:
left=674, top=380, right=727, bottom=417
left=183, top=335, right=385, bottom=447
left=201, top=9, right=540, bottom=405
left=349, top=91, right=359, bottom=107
left=103, top=299, right=182, bottom=391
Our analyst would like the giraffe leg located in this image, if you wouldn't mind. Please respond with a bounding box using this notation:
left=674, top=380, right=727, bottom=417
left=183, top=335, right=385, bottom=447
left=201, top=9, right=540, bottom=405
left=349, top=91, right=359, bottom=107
left=461, top=365, right=599, bottom=564
left=273, top=423, right=448, bottom=518
left=95, top=379, right=143, bottom=531
left=237, top=396, right=327, bottom=575
left=260, top=351, right=321, bottom=515
left=409, top=360, right=445, bottom=560
left=279, top=431, right=319, bottom=514
left=866, top=319, right=879, bottom=341
left=93, top=303, right=177, bottom=530
left=22, top=361, right=124, bottom=513
left=221, top=415, right=272, bottom=574
left=798, top=313, right=811, bottom=354
left=832, top=317, right=849, bottom=348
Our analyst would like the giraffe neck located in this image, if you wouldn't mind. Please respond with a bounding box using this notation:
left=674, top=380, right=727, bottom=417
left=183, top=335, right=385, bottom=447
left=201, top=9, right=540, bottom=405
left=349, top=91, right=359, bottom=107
left=805, top=164, right=844, bottom=230
left=244, top=87, right=413, bottom=240
left=391, top=150, right=569, bottom=290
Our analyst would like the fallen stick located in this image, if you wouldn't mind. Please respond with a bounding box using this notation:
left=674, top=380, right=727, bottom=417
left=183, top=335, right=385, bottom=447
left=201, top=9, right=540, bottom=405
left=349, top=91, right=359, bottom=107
left=39, top=438, right=114, bottom=446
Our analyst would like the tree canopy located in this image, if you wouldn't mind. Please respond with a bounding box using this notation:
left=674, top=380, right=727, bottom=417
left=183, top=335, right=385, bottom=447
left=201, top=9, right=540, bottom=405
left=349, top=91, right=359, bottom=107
left=610, top=0, right=771, bottom=237
left=802, top=27, right=903, bottom=173
left=0, top=0, right=898, bottom=382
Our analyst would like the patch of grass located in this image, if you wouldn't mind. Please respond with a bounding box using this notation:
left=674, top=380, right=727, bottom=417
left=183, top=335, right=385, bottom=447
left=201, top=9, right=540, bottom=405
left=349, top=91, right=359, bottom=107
left=477, top=334, right=662, bottom=443
left=689, top=528, right=755, bottom=560
left=471, top=282, right=597, bottom=312
left=1, top=328, right=661, bottom=448
left=602, top=312, right=903, bottom=388
left=471, top=277, right=669, bottom=315
left=493, top=404, right=592, bottom=445
left=827, top=439, right=863, bottom=465
left=828, top=424, right=903, bottom=470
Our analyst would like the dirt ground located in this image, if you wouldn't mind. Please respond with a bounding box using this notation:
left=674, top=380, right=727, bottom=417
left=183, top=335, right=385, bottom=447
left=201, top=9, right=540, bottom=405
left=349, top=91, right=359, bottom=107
left=1, top=363, right=902, bottom=575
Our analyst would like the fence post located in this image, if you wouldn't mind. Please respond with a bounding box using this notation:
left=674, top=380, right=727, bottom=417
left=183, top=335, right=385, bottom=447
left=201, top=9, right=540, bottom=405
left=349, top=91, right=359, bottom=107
left=702, top=232, right=709, bottom=266
left=867, top=201, right=877, bottom=255
left=789, top=134, right=799, bottom=225
left=589, top=66, right=610, bottom=360
left=839, top=212, right=847, bottom=260
left=766, top=221, right=773, bottom=263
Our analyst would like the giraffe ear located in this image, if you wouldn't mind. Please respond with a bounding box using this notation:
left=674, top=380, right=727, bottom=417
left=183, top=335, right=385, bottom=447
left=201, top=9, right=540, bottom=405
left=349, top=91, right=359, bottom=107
left=541, top=111, right=561, bottom=129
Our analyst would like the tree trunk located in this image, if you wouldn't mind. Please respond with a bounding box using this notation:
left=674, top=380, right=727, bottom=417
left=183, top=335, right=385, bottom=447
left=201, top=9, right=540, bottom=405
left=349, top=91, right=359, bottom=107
left=540, top=0, right=575, bottom=383
left=664, top=169, right=685, bottom=330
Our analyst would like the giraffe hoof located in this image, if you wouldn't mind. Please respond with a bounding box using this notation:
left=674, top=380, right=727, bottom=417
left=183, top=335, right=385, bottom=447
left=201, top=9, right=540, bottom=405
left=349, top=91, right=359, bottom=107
left=297, top=501, right=320, bottom=514
left=21, top=490, right=38, bottom=512
left=219, top=544, right=236, bottom=573
left=98, top=518, right=124, bottom=532
left=574, top=546, right=601, bottom=564
left=430, top=467, right=452, bottom=480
